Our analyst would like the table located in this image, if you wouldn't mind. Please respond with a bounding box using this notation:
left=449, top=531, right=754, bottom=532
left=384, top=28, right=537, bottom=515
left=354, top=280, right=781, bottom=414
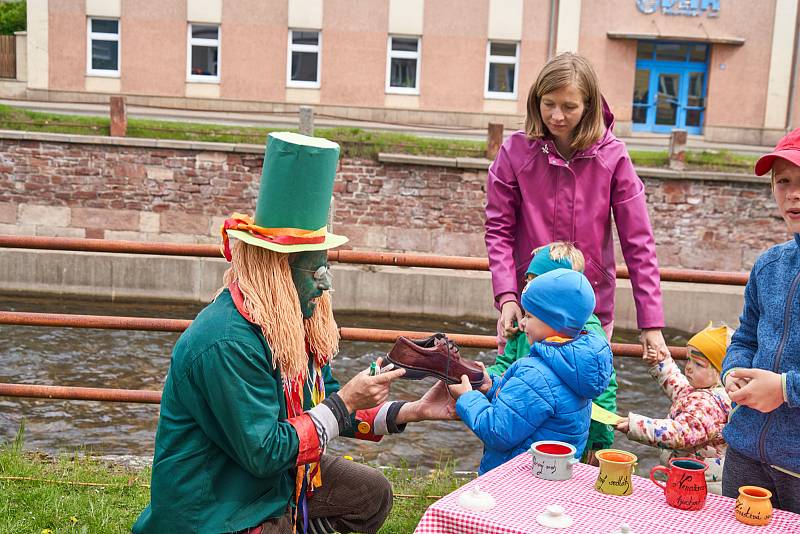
left=414, top=453, right=800, bottom=533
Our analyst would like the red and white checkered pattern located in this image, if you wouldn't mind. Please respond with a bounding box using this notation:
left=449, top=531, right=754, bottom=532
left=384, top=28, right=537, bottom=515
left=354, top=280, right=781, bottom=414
left=414, top=453, right=800, bottom=533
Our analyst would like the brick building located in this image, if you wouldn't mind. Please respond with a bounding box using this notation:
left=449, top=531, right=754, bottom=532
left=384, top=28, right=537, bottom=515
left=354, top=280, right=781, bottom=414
left=12, top=0, right=800, bottom=145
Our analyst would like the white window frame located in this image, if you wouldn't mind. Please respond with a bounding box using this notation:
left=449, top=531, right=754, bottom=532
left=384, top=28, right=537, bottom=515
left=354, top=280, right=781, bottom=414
left=484, top=40, right=519, bottom=100
left=286, top=29, right=321, bottom=89
left=385, top=35, right=420, bottom=95
left=186, top=23, right=221, bottom=83
left=86, top=17, right=120, bottom=77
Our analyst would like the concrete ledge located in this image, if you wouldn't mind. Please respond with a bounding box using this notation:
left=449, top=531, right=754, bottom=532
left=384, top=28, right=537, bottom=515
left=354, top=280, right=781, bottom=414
left=0, top=129, right=265, bottom=154
left=0, top=249, right=745, bottom=332
left=637, top=167, right=767, bottom=185
left=378, top=152, right=493, bottom=170
left=0, top=130, right=765, bottom=185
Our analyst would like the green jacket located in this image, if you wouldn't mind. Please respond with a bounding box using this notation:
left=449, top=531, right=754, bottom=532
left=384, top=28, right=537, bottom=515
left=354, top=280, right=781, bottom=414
left=133, top=290, right=342, bottom=534
left=486, top=314, right=618, bottom=450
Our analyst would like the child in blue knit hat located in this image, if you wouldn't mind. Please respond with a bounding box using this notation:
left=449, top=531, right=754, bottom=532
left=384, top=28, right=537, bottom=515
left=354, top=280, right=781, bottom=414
left=487, top=242, right=619, bottom=464
left=449, top=268, right=613, bottom=474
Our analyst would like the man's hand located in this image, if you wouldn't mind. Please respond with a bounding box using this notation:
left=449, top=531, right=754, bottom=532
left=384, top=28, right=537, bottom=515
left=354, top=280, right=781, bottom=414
left=500, top=301, right=523, bottom=338
left=727, top=369, right=785, bottom=412
left=448, top=375, right=473, bottom=399
left=640, top=329, right=669, bottom=362
left=337, top=357, right=405, bottom=413
left=397, top=380, right=459, bottom=424
left=615, top=417, right=630, bottom=434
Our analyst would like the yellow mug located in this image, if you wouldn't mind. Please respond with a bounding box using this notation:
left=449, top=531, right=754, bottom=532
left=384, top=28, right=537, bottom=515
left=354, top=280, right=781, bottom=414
left=594, top=449, right=638, bottom=496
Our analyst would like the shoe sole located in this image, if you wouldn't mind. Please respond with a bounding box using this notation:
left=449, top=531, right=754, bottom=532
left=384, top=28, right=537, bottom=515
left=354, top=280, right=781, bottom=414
left=385, top=355, right=483, bottom=388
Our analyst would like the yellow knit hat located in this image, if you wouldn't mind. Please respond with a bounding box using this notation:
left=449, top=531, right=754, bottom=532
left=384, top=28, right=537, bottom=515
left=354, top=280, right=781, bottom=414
left=687, top=322, right=732, bottom=372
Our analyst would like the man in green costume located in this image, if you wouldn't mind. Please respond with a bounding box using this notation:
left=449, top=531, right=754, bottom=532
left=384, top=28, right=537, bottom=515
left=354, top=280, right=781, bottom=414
left=133, top=133, right=455, bottom=534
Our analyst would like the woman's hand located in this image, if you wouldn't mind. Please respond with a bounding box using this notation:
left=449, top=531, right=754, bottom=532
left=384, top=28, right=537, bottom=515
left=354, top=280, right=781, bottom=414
left=640, top=329, right=670, bottom=362
left=500, top=301, right=523, bottom=338
left=615, top=417, right=630, bottom=434
left=397, top=380, right=459, bottom=423
left=337, top=357, right=406, bottom=412
left=448, top=375, right=473, bottom=400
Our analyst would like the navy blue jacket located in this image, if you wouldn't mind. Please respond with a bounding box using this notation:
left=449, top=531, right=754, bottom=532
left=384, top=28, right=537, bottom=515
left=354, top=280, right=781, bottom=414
left=723, top=235, right=800, bottom=476
left=457, top=331, right=612, bottom=474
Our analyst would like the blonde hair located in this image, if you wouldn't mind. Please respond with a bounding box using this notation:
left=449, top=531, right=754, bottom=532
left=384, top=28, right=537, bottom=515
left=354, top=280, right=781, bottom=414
left=220, top=240, right=339, bottom=380
left=525, top=52, right=605, bottom=151
left=531, top=241, right=586, bottom=273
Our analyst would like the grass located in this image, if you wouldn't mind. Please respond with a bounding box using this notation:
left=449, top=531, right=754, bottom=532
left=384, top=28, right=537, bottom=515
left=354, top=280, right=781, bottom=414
left=0, top=428, right=469, bottom=534
left=628, top=149, right=757, bottom=172
left=0, top=103, right=759, bottom=169
left=0, top=104, right=486, bottom=159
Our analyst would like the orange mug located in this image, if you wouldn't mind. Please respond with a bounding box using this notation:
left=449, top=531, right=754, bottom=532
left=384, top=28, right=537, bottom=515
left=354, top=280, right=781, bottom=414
left=650, top=457, right=708, bottom=511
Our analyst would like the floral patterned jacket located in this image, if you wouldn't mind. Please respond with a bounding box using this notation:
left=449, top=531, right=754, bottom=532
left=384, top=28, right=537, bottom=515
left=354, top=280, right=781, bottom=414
left=627, top=356, right=732, bottom=488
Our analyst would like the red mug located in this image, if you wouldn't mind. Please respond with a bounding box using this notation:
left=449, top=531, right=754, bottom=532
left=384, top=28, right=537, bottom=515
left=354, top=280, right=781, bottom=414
left=650, top=457, right=708, bottom=511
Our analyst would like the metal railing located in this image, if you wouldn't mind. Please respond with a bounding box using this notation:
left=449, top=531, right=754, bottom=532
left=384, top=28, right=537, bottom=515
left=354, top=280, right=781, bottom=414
left=0, top=234, right=742, bottom=404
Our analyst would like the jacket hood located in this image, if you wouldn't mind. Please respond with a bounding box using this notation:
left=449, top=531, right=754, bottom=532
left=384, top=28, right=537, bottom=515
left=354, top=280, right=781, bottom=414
left=535, top=332, right=612, bottom=399
left=592, top=95, right=616, bottom=151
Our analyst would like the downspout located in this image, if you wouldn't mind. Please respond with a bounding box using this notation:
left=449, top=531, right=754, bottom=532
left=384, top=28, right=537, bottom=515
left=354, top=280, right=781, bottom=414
left=786, top=4, right=800, bottom=130
left=547, top=0, right=558, bottom=60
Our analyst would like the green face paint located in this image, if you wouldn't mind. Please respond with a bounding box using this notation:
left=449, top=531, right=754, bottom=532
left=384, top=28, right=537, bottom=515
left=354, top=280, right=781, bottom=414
left=289, top=250, right=332, bottom=319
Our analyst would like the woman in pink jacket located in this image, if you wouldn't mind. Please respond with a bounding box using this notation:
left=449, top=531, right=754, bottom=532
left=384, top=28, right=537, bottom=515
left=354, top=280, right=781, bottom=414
left=485, top=52, right=669, bottom=359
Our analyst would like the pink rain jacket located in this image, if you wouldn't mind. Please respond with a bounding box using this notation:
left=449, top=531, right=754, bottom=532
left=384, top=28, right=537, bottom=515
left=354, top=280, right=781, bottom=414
left=485, top=105, right=664, bottom=329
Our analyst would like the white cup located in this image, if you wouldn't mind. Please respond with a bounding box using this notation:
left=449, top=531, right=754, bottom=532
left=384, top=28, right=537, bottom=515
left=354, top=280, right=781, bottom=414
left=529, top=441, right=579, bottom=481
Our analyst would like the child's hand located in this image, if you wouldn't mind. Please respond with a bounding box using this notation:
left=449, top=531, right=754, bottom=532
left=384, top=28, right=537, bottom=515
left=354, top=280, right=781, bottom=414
left=448, top=375, right=473, bottom=399
left=642, top=346, right=660, bottom=365
left=724, top=371, right=750, bottom=394
left=475, top=361, right=493, bottom=394
left=727, top=369, right=785, bottom=412
left=615, top=417, right=629, bottom=434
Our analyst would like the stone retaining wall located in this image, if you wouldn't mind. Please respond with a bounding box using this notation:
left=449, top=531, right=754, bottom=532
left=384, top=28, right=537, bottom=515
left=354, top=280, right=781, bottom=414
left=0, top=132, right=791, bottom=272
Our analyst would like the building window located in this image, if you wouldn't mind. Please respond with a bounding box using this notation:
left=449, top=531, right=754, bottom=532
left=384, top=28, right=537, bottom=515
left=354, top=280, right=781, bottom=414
left=386, top=36, right=420, bottom=94
left=485, top=41, right=518, bottom=99
left=87, top=18, right=119, bottom=76
left=187, top=24, right=220, bottom=82
left=287, top=30, right=321, bottom=88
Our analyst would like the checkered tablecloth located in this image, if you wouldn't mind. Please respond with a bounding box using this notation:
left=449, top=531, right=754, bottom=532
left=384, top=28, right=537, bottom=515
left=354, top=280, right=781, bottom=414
left=414, top=453, right=800, bottom=533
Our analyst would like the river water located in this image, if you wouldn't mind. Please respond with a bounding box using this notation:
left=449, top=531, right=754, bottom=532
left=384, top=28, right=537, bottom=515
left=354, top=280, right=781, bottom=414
left=0, top=295, right=690, bottom=476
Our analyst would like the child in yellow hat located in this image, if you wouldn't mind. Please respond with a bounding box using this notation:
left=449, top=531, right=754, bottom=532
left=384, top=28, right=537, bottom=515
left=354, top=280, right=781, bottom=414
left=615, top=323, right=733, bottom=494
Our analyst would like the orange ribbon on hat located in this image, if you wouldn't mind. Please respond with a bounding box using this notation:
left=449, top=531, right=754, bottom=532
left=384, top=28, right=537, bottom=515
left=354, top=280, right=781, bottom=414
left=220, top=212, right=327, bottom=260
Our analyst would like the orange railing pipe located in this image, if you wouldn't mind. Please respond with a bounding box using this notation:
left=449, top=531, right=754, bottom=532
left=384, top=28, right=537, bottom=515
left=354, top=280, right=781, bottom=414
left=0, top=310, right=686, bottom=359
left=0, top=383, right=161, bottom=404
left=0, top=235, right=749, bottom=285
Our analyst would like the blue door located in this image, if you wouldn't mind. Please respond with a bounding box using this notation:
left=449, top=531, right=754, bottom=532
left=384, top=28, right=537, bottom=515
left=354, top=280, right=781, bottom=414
left=631, top=42, right=708, bottom=134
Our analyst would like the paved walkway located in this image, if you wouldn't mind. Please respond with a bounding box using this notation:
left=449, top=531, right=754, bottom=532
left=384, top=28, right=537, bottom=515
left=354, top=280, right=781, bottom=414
left=0, top=98, right=773, bottom=156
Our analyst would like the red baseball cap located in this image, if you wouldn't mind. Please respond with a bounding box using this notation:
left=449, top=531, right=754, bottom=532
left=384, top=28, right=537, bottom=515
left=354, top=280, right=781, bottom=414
left=755, top=128, right=800, bottom=176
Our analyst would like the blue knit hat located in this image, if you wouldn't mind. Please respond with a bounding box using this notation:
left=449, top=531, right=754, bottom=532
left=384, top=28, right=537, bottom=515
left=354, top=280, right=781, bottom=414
left=526, top=245, right=573, bottom=276
left=520, top=268, right=595, bottom=336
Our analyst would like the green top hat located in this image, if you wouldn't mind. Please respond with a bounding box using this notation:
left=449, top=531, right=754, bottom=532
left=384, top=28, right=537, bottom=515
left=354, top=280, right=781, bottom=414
left=224, top=132, right=348, bottom=254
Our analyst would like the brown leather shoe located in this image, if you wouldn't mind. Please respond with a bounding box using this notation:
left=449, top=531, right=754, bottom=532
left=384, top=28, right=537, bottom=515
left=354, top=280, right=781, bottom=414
left=386, top=333, right=484, bottom=388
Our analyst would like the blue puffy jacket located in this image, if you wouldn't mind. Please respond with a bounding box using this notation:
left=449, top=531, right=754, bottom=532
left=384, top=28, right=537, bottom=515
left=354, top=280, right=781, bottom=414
left=457, top=331, right=613, bottom=474
left=722, top=235, right=800, bottom=477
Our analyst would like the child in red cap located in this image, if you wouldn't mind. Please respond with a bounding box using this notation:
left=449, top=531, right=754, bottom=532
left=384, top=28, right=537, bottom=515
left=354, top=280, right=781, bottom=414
left=720, top=128, right=800, bottom=512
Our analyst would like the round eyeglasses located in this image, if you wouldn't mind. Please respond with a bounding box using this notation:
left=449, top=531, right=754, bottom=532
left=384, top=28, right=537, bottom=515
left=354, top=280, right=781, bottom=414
left=291, top=265, right=332, bottom=284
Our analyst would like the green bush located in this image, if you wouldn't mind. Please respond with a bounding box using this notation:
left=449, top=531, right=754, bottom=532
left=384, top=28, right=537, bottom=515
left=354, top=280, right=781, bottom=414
left=0, top=1, right=25, bottom=36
